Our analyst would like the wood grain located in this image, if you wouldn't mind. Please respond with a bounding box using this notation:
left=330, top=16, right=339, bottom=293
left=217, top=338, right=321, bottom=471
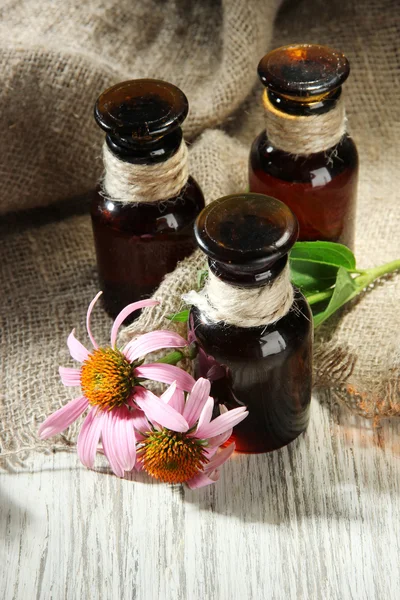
left=1, top=396, right=400, bottom=600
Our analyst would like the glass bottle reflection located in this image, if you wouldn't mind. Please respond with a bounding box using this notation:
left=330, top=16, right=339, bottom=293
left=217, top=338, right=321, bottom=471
left=91, top=79, right=204, bottom=319
left=249, top=44, right=358, bottom=248
left=189, top=193, right=313, bottom=453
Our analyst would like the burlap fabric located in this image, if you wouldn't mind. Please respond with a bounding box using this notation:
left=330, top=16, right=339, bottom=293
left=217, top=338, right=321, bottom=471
left=1, top=0, right=399, bottom=461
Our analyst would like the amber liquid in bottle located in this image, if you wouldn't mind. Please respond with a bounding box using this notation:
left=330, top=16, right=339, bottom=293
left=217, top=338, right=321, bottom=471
left=91, top=178, right=204, bottom=317
left=191, top=290, right=312, bottom=453
left=189, top=193, right=313, bottom=453
left=249, top=44, right=359, bottom=248
left=92, top=79, right=205, bottom=318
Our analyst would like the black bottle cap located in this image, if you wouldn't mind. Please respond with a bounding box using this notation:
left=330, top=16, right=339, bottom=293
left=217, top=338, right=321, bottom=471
left=94, top=79, right=189, bottom=141
left=195, top=193, right=298, bottom=267
left=258, top=44, right=350, bottom=98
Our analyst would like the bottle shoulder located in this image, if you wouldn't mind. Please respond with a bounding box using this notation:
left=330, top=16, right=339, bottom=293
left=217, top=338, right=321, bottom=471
left=91, top=176, right=204, bottom=235
left=190, top=288, right=313, bottom=359
left=250, top=130, right=358, bottom=183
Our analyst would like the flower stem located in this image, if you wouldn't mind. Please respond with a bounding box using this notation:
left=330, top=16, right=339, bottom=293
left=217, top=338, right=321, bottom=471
left=155, top=350, right=185, bottom=366
left=306, top=288, right=334, bottom=305
left=354, top=258, right=400, bottom=288
left=306, top=259, right=400, bottom=307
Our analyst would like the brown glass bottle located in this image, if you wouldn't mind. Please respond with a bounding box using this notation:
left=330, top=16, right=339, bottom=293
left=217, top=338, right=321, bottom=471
left=189, top=193, right=313, bottom=453
left=249, top=44, right=358, bottom=248
left=92, top=79, right=204, bottom=318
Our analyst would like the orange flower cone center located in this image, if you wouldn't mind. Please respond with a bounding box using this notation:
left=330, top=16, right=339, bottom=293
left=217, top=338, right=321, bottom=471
left=138, top=429, right=208, bottom=484
left=80, top=347, right=133, bottom=410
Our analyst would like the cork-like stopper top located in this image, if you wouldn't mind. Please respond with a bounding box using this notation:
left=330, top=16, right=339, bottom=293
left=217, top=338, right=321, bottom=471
left=258, top=44, right=350, bottom=98
left=94, top=79, right=189, bottom=141
left=195, top=193, right=298, bottom=264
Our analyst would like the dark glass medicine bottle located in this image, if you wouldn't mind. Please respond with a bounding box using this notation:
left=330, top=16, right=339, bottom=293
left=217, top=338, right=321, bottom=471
left=249, top=44, right=358, bottom=248
left=91, top=79, right=204, bottom=318
left=189, top=193, right=313, bottom=454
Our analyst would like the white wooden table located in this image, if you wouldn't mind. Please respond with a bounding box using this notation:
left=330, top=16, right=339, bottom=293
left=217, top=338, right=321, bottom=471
left=2, top=395, right=399, bottom=600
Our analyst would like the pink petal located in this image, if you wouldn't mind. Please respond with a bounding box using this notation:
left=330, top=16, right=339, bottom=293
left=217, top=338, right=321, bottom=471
left=86, top=292, right=102, bottom=349
left=59, top=366, right=81, bottom=387
left=193, top=396, right=214, bottom=434
left=186, top=443, right=237, bottom=489
left=67, top=329, right=90, bottom=363
left=160, top=381, right=178, bottom=404
left=195, top=407, right=248, bottom=439
left=131, top=406, right=151, bottom=435
left=110, top=299, right=159, bottom=349
left=123, top=330, right=188, bottom=363
left=186, top=471, right=220, bottom=489
left=77, top=407, right=104, bottom=468
left=204, top=446, right=218, bottom=459
left=162, top=385, right=185, bottom=414
left=114, top=405, right=137, bottom=471
left=205, top=442, right=236, bottom=473
left=206, top=364, right=227, bottom=381
left=134, top=387, right=189, bottom=433
left=101, top=410, right=125, bottom=477
left=135, top=363, right=195, bottom=392
left=207, top=428, right=233, bottom=448
left=183, top=378, right=211, bottom=427
left=38, top=396, right=89, bottom=439
left=187, top=444, right=236, bottom=488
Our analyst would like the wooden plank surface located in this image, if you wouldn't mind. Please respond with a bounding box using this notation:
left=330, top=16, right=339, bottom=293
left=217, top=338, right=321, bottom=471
left=1, top=396, right=400, bottom=600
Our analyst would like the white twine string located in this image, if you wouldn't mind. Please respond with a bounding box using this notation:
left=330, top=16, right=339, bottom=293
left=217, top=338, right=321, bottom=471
left=263, top=90, right=346, bottom=155
left=183, top=263, right=294, bottom=328
left=102, top=139, right=189, bottom=203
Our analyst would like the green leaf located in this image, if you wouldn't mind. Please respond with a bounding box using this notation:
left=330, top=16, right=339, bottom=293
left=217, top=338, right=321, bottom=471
left=290, top=260, right=338, bottom=291
left=290, top=241, right=356, bottom=270
left=313, top=267, right=359, bottom=327
left=167, top=309, right=190, bottom=323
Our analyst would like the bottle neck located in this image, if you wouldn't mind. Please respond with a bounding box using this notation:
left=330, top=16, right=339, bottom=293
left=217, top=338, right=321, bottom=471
left=102, top=136, right=189, bottom=203
left=105, top=128, right=183, bottom=165
left=209, top=255, right=288, bottom=288
left=184, top=260, right=294, bottom=328
left=267, top=87, right=342, bottom=116
left=263, top=89, right=346, bottom=155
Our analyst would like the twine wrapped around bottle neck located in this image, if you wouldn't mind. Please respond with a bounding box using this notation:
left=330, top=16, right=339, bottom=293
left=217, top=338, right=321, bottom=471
left=102, top=140, right=189, bottom=203
left=263, top=90, right=346, bottom=155
left=183, top=263, right=294, bottom=328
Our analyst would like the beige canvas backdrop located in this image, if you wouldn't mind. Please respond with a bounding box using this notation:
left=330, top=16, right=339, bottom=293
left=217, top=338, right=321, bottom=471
left=0, top=0, right=399, bottom=459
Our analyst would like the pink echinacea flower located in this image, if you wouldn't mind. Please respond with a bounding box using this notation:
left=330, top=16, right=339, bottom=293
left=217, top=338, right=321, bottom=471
left=38, top=292, right=195, bottom=477
left=134, top=377, right=248, bottom=488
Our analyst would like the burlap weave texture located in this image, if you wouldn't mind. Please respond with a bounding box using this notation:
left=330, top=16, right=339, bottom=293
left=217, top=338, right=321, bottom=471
left=0, top=0, right=399, bottom=460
